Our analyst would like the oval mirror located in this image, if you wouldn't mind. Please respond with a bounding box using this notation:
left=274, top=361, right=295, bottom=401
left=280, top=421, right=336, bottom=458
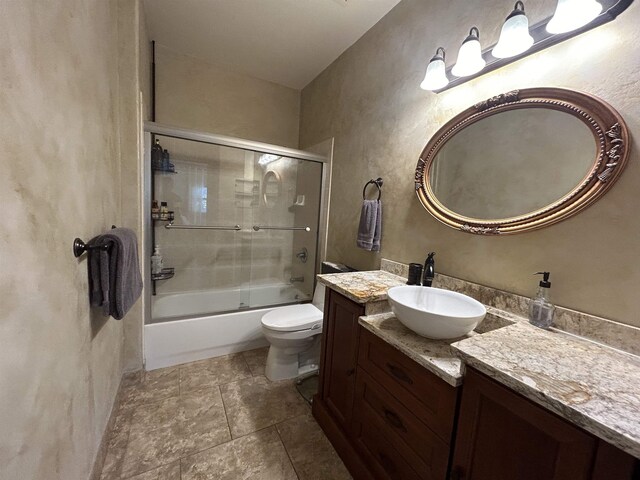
left=415, top=88, right=629, bottom=235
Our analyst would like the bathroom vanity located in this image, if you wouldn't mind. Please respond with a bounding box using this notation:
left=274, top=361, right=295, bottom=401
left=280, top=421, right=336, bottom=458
left=313, top=268, right=640, bottom=480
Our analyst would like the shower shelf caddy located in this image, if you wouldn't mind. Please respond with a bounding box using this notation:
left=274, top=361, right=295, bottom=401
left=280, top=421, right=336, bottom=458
left=150, top=137, right=177, bottom=295
left=151, top=267, right=175, bottom=282
left=152, top=212, right=175, bottom=222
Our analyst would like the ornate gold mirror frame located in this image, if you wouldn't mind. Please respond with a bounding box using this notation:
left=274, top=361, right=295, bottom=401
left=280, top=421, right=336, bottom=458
left=415, top=88, right=630, bottom=235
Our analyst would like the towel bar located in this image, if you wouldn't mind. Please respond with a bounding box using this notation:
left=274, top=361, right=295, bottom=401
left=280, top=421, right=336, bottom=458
left=252, top=225, right=311, bottom=232
left=73, top=225, right=117, bottom=258
left=164, top=223, right=241, bottom=231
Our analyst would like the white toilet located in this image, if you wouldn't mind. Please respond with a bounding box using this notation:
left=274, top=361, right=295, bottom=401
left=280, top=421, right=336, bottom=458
left=261, top=283, right=326, bottom=381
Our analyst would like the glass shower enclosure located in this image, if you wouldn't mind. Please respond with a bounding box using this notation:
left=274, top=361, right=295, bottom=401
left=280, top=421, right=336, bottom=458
left=144, top=125, right=327, bottom=324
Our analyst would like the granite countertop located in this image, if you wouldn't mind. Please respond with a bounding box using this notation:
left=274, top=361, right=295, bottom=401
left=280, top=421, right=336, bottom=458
left=359, top=313, right=470, bottom=387
left=317, top=270, right=406, bottom=303
left=452, top=322, right=640, bottom=459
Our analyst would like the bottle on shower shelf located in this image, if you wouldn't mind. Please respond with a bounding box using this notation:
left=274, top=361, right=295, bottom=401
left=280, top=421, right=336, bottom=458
left=151, top=138, right=163, bottom=170
left=151, top=246, right=164, bottom=275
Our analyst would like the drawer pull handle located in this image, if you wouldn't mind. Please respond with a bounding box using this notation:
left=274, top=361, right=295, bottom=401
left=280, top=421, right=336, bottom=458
left=378, top=452, right=397, bottom=474
left=383, top=408, right=407, bottom=432
left=386, top=363, right=413, bottom=384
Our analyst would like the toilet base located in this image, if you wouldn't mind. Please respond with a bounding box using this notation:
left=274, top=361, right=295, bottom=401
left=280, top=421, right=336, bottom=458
left=264, top=334, right=321, bottom=381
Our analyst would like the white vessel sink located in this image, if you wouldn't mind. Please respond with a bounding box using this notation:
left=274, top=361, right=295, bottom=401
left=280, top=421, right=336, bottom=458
left=387, top=286, right=486, bottom=339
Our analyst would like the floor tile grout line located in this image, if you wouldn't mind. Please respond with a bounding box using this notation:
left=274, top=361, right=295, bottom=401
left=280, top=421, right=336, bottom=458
left=119, top=459, right=180, bottom=480
left=274, top=423, right=302, bottom=480
left=177, top=424, right=279, bottom=468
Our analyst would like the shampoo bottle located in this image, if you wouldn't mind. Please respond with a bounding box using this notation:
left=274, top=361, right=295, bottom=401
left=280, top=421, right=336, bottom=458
left=528, top=271, right=555, bottom=329
left=151, top=246, right=164, bottom=275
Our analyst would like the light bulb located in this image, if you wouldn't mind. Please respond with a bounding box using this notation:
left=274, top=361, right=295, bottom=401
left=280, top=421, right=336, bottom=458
left=452, top=27, right=486, bottom=77
left=547, top=0, right=602, bottom=34
left=420, top=47, right=449, bottom=91
left=493, top=1, right=534, bottom=58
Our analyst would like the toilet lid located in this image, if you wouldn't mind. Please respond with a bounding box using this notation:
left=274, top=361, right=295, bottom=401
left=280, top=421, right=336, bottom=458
left=261, top=304, right=323, bottom=332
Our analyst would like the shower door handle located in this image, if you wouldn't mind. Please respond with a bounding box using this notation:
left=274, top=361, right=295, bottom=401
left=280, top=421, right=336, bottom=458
left=252, top=225, right=311, bottom=232
left=165, top=223, right=241, bottom=231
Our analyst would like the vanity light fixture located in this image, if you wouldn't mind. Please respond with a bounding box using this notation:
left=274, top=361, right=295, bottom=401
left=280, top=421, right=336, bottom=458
left=420, top=47, right=449, bottom=90
left=420, top=0, right=632, bottom=93
left=452, top=27, right=486, bottom=77
left=547, top=0, right=603, bottom=33
left=493, top=1, right=534, bottom=58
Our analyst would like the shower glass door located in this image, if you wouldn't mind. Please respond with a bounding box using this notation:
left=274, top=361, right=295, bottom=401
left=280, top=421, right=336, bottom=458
left=150, top=134, right=323, bottom=323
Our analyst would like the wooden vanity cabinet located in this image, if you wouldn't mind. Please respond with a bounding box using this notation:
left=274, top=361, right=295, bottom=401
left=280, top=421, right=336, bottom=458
left=317, top=288, right=364, bottom=431
left=314, top=289, right=460, bottom=480
left=351, top=329, right=459, bottom=479
left=314, top=289, right=374, bottom=478
left=451, top=368, right=639, bottom=480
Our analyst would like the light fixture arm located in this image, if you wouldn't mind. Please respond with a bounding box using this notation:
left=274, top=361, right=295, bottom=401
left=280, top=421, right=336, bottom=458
left=431, top=0, right=633, bottom=93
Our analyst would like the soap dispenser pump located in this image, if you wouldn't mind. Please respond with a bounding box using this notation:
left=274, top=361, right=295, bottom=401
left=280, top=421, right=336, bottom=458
left=528, top=271, right=555, bottom=329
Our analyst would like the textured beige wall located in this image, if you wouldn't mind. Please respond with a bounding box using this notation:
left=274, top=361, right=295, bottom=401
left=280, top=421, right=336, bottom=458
left=155, top=44, right=300, bottom=147
left=0, top=0, right=132, bottom=479
left=300, top=0, right=640, bottom=327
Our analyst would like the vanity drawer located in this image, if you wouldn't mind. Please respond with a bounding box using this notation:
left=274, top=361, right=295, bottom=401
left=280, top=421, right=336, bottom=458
left=357, top=327, right=459, bottom=443
left=352, top=368, right=450, bottom=479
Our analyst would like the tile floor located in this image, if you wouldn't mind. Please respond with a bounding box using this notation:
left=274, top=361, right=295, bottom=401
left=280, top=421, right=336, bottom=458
left=100, top=348, right=351, bottom=480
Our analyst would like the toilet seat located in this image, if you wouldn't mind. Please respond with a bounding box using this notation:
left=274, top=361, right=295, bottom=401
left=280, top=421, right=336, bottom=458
left=261, top=304, right=323, bottom=332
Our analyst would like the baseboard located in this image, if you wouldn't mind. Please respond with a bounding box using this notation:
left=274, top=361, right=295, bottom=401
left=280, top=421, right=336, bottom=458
left=312, top=396, right=374, bottom=480
left=88, top=370, right=141, bottom=480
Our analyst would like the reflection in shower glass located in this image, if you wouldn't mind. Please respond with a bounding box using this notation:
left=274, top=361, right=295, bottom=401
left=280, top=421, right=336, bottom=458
left=150, top=135, right=323, bottom=323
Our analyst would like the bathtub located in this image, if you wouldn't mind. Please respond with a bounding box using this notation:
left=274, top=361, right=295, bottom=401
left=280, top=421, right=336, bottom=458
left=145, top=283, right=310, bottom=370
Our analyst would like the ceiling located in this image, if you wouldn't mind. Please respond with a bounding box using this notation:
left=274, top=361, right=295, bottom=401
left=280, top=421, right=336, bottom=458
left=143, top=0, right=402, bottom=90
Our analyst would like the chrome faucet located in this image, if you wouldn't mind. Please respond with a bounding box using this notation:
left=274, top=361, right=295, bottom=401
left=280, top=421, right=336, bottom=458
left=289, top=276, right=305, bottom=283
left=422, top=252, right=435, bottom=287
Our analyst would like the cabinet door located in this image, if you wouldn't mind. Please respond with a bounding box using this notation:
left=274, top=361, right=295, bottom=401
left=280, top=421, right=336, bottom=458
left=320, top=289, right=364, bottom=431
left=451, top=368, right=597, bottom=480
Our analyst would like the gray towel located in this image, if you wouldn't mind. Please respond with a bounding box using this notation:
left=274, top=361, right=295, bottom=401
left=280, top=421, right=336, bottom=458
left=357, top=200, right=382, bottom=252
left=88, top=228, right=143, bottom=320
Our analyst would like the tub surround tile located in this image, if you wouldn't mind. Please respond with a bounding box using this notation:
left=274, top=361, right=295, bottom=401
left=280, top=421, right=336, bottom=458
left=276, top=413, right=352, bottom=480
left=317, top=270, right=406, bottom=304
left=220, top=376, right=309, bottom=438
left=180, top=427, right=298, bottom=480
left=241, top=347, right=269, bottom=377
left=179, top=353, right=252, bottom=392
left=451, top=322, right=640, bottom=459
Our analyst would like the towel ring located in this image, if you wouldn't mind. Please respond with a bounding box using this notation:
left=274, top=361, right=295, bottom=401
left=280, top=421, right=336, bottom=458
left=362, top=178, right=383, bottom=200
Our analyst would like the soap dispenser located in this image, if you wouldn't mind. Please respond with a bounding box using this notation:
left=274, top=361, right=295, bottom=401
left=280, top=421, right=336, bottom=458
left=528, top=272, right=555, bottom=329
